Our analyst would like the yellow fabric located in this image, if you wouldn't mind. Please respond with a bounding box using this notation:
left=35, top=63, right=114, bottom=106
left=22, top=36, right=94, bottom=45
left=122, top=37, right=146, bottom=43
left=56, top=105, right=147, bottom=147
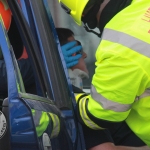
left=75, top=0, right=150, bottom=145
left=88, top=95, right=131, bottom=122
left=36, top=112, right=50, bottom=137
left=101, top=0, right=150, bottom=145
left=32, top=109, right=35, bottom=115
left=32, top=110, right=50, bottom=137
left=93, top=0, right=150, bottom=145
left=105, top=0, right=150, bottom=44
left=32, top=110, right=60, bottom=138
left=58, top=0, right=88, bottom=25
left=49, top=113, right=60, bottom=138
left=126, top=96, right=150, bottom=146
left=94, top=2, right=150, bottom=105
left=79, top=96, right=103, bottom=129
left=75, top=93, right=85, bottom=103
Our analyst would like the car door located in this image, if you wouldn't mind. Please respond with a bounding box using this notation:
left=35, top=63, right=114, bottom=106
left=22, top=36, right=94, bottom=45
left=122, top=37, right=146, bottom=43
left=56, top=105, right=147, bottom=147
left=0, top=0, right=85, bottom=150
left=17, top=1, right=86, bottom=150
left=0, top=11, right=63, bottom=150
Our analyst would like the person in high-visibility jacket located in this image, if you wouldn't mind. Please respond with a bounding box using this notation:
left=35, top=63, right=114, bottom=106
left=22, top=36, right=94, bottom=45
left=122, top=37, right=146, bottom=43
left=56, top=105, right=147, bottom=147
left=58, top=0, right=150, bottom=150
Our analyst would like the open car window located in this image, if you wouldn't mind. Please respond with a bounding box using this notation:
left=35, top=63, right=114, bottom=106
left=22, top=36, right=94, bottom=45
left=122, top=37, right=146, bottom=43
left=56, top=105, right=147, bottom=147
left=0, top=0, right=86, bottom=149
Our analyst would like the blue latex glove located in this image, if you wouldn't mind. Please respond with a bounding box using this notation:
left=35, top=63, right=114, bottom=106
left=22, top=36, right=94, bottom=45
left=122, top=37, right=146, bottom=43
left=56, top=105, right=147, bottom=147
left=61, top=41, right=82, bottom=68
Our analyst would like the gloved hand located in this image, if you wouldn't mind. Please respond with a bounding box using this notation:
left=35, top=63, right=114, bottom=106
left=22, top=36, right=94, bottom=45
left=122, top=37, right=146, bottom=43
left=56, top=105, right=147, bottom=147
left=61, top=41, right=82, bottom=68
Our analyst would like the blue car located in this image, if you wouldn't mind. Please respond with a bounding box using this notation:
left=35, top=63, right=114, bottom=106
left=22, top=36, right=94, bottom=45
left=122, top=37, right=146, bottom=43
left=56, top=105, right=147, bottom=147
left=0, top=0, right=85, bottom=149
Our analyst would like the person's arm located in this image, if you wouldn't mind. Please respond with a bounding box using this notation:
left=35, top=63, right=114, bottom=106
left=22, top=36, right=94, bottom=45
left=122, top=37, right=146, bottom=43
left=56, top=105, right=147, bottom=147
left=75, top=57, right=148, bottom=149
left=75, top=52, right=143, bottom=130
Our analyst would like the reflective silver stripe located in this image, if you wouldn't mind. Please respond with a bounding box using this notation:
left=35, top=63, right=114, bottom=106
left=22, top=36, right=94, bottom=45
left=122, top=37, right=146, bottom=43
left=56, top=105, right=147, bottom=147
left=79, top=97, right=102, bottom=130
left=32, top=110, right=42, bottom=126
left=91, top=85, right=132, bottom=112
left=135, top=89, right=150, bottom=101
left=102, top=28, right=150, bottom=58
left=49, top=113, right=60, bottom=138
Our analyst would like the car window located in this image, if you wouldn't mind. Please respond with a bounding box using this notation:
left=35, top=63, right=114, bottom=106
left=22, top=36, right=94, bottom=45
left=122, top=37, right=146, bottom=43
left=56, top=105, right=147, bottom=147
left=0, top=0, right=85, bottom=149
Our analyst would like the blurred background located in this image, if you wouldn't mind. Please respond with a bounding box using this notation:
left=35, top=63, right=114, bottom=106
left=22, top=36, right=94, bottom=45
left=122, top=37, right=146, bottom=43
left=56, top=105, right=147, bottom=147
left=48, top=0, right=101, bottom=89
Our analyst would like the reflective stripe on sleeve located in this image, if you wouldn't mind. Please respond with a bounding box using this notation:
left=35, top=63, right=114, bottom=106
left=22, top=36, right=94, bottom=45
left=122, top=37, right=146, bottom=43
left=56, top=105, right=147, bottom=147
left=49, top=113, right=60, bottom=138
left=91, top=85, right=132, bottom=112
left=102, top=28, right=150, bottom=58
left=79, top=96, right=103, bottom=130
left=75, top=93, right=86, bottom=103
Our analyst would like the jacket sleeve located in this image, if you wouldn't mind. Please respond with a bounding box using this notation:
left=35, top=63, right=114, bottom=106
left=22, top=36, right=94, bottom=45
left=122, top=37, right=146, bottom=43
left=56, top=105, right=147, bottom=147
left=0, top=58, right=35, bottom=93
left=76, top=51, right=143, bottom=130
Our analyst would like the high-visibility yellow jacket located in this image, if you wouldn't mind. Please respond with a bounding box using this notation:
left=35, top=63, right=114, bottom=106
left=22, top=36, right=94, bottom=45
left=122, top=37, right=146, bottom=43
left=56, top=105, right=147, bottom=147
left=76, top=0, right=150, bottom=146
